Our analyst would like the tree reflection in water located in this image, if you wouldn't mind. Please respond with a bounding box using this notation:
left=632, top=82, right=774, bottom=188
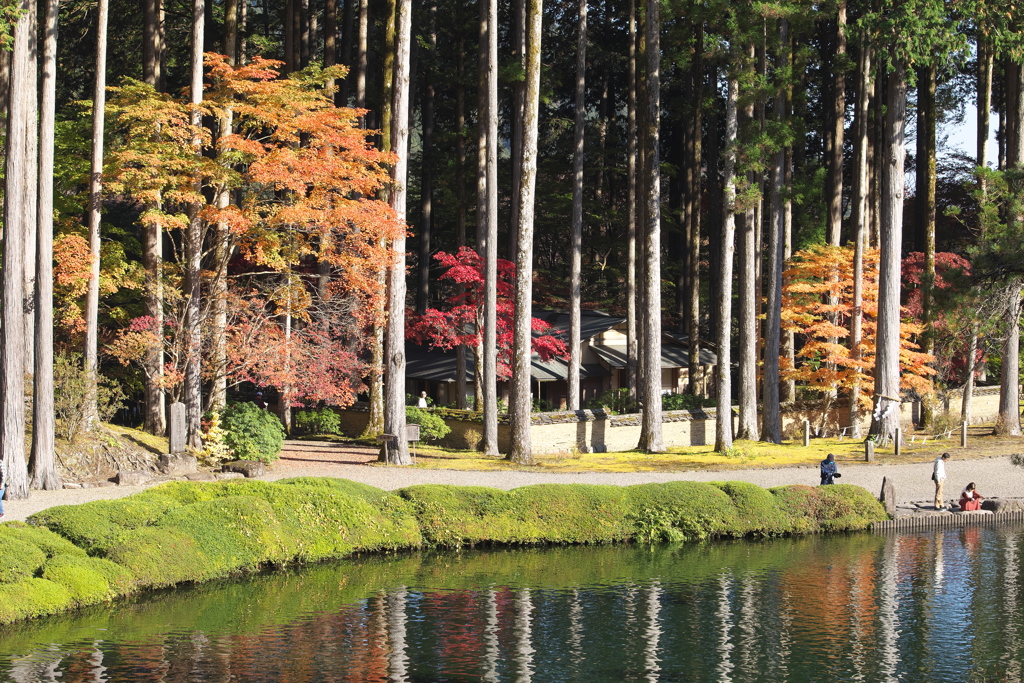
left=3, top=530, right=1024, bottom=682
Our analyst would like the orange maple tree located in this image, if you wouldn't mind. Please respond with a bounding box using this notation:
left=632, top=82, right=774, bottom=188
left=106, top=56, right=403, bottom=406
left=782, top=244, right=935, bottom=407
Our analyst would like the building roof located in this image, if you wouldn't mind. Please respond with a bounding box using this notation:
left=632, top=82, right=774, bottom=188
left=590, top=343, right=716, bottom=369
left=406, top=345, right=611, bottom=383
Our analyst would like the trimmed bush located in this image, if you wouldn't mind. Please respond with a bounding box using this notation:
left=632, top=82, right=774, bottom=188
left=0, top=539, right=46, bottom=584
left=626, top=482, right=739, bottom=542
left=770, top=484, right=888, bottom=532
left=710, top=481, right=797, bottom=536
left=295, top=408, right=342, bottom=436
left=405, top=407, right=451, bottom=442
left=221, top=401, right=286, bottom=463
left=41, top=555, right=112, bottom=604
left=8, top=477, right=886, bottom=627
left=0, top=579, right=73, bottom=624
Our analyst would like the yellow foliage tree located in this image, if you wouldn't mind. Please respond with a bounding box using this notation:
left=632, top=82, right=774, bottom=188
left=782, top=244, right=935, bottom=416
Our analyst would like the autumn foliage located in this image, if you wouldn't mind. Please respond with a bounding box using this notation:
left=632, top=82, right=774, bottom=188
left=782, top=244, right=936, bottom=405
left=407, top=247, right=567, bottom=377
left=106, top=56, right=404, bottom=406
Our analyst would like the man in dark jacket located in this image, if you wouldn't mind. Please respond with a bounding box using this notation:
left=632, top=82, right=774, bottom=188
left=820, top=453, right=841, bottom=485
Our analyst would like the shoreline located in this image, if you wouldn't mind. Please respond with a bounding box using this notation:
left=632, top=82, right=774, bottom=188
left=3, top=449, right=1019, bottom=523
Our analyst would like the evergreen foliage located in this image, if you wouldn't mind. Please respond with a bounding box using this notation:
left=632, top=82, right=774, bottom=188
left=220, top=402, right=286, bottom=463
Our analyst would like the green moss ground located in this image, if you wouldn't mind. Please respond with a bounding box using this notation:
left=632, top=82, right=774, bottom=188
left=0, top=477, right=887, bottom=626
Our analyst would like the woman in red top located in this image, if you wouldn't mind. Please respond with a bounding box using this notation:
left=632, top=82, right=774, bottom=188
left=960, top=482, right=985, bottom=511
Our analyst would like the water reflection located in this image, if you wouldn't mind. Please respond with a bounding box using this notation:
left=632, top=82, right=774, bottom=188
left=4, top=527, right=1024, bottom=682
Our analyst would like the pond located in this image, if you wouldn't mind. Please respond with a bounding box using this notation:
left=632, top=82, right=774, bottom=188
left=1, top=525, right=1022, bottom=682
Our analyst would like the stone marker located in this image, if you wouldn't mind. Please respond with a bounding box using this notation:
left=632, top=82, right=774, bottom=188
left=115, top=470, right=152, bottom=486
left=961, top=421, right=968, bottom=448
left=879, top=476, right=896, bottom=517
left=865, top=440, right=875, bottom=462
left=168, top=402, right=186, bottom=455
left=158, top=452, right=198, bottom=476
left=222, top=460, right=266, bottom=478
left=803, top=420, right=810, bottom=447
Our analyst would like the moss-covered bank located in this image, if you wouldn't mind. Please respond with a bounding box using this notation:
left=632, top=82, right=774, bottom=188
left=0, top=477, right=886, bottom=626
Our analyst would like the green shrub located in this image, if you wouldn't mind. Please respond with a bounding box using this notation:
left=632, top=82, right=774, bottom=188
left=0, top=538, right=46, bottom=584
left=0, top=522, right=86, bottom=559
left=294, top=408, right=342, bottom=435
left=53, top=351, right=126, bottom=442
left=710, top=481, right=796, bottom=536
left=584, top=388, right=636, bottom=414
left=105, top=528, right=212, bottom=588
left=661, top=393, right=716, bottom=410
left=5, top=477, right=889, bottom=627
left=29, top=496, right=181, bottom=554
left=770, top=484, right=888, bottom=532
left=398, top=484, right=635, bottom=547
left=40, top=555, right=112, bottom=604
left=405, top=407, right=451, bottom=442
left=626, top=482, right=739, bottom=542
left=221, top=401, right=286, bottom=463
left=0, top=579, right=73, bottom=623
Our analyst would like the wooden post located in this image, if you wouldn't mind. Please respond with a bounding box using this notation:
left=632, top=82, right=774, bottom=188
left=894, top=427, right=901, bottom=456
left=865, top=439, right=875, bottom=462
left=803, top=419, right=810, bottom=447
left=961, top=421, right=968, bottom=448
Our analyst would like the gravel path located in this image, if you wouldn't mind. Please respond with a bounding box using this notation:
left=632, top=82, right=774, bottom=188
left=4, top=441, right=1022, bottom=523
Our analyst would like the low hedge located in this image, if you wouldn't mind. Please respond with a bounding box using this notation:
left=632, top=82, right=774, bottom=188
left=0, top=477, right=887, bottom=626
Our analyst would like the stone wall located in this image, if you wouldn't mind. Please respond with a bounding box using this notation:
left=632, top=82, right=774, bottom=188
left=335, top=385, right=1005, bottom=455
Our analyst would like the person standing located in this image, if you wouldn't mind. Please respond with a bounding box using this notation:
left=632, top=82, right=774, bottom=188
left=820, top=453, right=842, bottom=485
left=933, top=452, right=951, bottom=509
left=417, top=391, right=429, bottom=409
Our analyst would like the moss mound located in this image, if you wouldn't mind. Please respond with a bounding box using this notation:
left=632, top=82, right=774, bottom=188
left=3, top=477, right=886, bottom=627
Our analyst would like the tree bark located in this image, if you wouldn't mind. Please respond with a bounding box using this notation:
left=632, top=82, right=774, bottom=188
left=1, top=0, right=36, bottom=500
left=508, top=0, right=526, bottom=259
left=31, top=0, right=62, bottom=491
left=686, top=27, right=703, bottom=397
left=83, top=0, right=108, bottom=426
left=625, top=0, right=638, bottom=400
left=340, top=0, right=354, bottom=103
left=141, top=0, right=166, bottom=436
left=869, top=59, right=906, bottom=445
left=416, top=0, right=436, bottom=315
left=637, top=0, right=662, bottom=452
left=382, top=0, right=412, bottom=465
left=826, top=2, right=845, bottom=246
left=849, top=34, right=871, bottom=438
left=916, top=64, right=937, bottom=427
left=962, top=323, right=978, bottom=423
left=997, top=283, right=1022, bottom=435
left=364, top=0, right=396, bottom=441
left=455, top=37, right=468, bottom=410
left=978, top=39, right=992, bottom=176
left=356, top=0, right=368, bottom=109
left=567, top=0, right=586, bottom=411
left=224, top=0, right=238, bottom=64
left=142, top=0, right=163, bottom=89
left=482, top=0, right=499, bottom=455
left=762, top=19, right=788, bottom=444
left=735, top=51, right=757, bottom=441
left=715, top=72, right=739, bottom=454
left=509, top=0, right=542, bottom=464
left=184, top=0, right=205, bottom=449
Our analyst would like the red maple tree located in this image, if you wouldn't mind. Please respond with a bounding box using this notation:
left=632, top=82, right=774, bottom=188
left=406, top=247, right=567, bottom=377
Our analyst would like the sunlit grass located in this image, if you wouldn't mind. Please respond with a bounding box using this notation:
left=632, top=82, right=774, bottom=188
left=401, top=424, right=1003, bottom=473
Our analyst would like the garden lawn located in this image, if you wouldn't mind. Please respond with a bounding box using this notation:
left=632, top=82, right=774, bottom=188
left=403, top=436, right=959, bottom=472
